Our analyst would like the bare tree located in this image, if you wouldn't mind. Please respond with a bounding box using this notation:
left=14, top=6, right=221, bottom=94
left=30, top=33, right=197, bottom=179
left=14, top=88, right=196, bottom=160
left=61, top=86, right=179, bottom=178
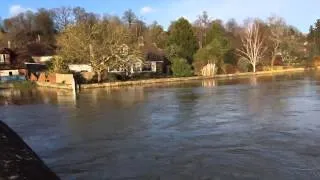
left=237, top=21, right=267, bottom=72
left=194, top=11, right=210, bottom=48
left=57, top=21, right=142, bottom=82
left=112, top=44, right=142, bottom=77
left=52, top=7, right=74, bottom=31
left=122, top=9, right=136, bottom=28
left=268, top=16, right=286, bottom=69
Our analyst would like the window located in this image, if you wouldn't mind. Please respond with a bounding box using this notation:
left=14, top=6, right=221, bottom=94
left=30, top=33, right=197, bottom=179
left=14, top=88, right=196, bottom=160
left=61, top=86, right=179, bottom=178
left=9, top=72, right=13, bottom=76
left=0, top=54, right=5, bottom=64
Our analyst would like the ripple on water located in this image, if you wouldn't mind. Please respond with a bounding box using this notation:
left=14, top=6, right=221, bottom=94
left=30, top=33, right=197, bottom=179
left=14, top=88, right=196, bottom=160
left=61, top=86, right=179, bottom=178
left=2, top=72, right=320, bottom=179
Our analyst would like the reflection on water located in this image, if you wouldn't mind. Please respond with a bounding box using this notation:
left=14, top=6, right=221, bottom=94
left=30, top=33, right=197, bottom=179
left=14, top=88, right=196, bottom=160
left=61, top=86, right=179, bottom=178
left=2, top=71, right=320, bottom=179
left=0, top=88, right=76, bottom=106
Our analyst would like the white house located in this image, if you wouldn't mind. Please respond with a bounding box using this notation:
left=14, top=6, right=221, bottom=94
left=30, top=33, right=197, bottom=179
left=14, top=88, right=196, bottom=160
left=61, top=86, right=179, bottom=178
left=32, top=56, right=54, bottom=63
left=68, top=64, right=93, bottom=72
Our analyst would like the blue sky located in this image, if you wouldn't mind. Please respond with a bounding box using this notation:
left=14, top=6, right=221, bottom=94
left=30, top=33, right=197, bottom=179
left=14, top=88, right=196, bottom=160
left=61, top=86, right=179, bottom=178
left=0, top=0, right=319, bottom=32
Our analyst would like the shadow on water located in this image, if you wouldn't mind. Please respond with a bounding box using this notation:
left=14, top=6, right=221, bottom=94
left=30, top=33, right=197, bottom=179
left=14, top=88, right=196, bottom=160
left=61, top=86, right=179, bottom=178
left=2, top=71, right=320, bottom=179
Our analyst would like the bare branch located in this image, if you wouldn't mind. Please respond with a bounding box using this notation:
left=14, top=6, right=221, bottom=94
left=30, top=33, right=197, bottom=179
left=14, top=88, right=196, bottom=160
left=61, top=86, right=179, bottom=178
left=237, top=21, right=267, bottom=72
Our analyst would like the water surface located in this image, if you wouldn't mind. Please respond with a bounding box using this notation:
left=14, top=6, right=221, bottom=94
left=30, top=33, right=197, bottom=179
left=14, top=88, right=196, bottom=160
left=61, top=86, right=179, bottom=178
left=2, top=72, right=320, bottom=179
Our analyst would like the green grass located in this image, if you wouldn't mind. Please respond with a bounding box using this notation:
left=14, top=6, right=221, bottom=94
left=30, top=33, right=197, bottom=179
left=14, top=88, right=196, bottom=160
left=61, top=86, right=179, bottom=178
left=11, top=81, right=37, bottom=89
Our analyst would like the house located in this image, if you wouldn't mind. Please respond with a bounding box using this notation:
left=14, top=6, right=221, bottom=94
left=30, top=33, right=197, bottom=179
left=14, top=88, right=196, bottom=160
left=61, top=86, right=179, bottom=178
left=27, top=43, right=55, bottom=64
left=68, top=64, right=93, bottom=72
left=144, top=49, right=171, bottom=74
left=106, top=60, right=164, bottom=74
left=0, top=48, right=27, bottom=82
left=107, top=51, right=170, bottom=74
left=0, top=48, right=14, bottom=65
left=107, top=61, right=144, bottom=73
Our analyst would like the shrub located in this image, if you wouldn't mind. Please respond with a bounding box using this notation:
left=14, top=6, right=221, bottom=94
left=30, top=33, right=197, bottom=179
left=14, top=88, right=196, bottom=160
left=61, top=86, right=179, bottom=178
left=222, top=64, right=237, bottom=74
left=47, top=56, right=70, bottom=74
left=313, top=56, right=320, bottom=67
left=171, top=58, right=193, bottom=77
left=106, top=73, right=124, bottom=82
left=256, top=64, right=264, bottom=71
left=130, top=72, right=168, bottom=80
left=237, top=57, right=250, bottom=72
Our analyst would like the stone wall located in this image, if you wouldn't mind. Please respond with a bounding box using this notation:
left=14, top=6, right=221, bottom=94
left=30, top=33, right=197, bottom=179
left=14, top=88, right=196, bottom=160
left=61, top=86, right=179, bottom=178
left=29, top=72, right=74, bottom=84
left=34, top=68, right=308, bottom=90
left=56, top=73, right=74, bottom=85
left=29, top=72, right=56, bottom=83
left=18, top=69, right=28, bottom=76
left=36, top=82, right=73, bottom=89
left=81, top=67, right=307, bottom=89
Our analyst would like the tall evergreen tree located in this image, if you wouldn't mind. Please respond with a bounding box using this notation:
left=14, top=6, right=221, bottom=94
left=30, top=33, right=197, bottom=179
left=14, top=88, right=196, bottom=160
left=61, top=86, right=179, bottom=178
left=206, top=21, right=226, bottom=45
left=167, top=18, right=198, bottom=63
left=308, top=19, right=320, bottom=57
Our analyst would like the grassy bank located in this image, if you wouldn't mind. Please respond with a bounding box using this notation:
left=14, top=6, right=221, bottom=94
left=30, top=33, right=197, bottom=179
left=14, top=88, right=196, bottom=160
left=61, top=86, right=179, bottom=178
left=0, top=81, right=37, bottom=89
left=32, top=67, right=312, bottom=90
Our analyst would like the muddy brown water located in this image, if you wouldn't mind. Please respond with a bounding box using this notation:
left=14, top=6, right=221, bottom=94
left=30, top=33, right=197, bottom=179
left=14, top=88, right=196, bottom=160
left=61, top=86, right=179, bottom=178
left=1, top=71, right=320, bottom=179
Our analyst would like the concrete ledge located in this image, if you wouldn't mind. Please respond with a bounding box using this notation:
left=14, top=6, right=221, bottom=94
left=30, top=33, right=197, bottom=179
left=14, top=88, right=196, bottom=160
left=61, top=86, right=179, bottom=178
left=34, top=67, right=310, bottom=90
left=81, top=68, right=309, bottom=89
left=36, top=82, right=73, bottom=89
left=215, top=67, right=306, bottom=78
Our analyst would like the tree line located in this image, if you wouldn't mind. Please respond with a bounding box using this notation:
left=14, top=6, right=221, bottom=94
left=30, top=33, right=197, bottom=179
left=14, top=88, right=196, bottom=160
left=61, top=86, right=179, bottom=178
left=0, top=7, right=319, bottom=81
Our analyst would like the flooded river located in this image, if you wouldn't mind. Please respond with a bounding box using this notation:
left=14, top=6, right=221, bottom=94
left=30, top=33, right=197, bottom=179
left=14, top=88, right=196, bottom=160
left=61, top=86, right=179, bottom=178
left=2, top=72, right=320, bottom=179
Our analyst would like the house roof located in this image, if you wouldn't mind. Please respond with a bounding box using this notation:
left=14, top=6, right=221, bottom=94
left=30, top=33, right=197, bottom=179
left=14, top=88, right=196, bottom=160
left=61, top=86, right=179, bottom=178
left=0, top=64, right=25, bottom=70
left=0, top=48, right=14, bottom=55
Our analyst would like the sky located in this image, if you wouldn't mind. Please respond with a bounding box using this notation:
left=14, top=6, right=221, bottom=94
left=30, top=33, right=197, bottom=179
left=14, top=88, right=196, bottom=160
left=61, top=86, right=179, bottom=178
left=0, top=0, right=319, bottom=33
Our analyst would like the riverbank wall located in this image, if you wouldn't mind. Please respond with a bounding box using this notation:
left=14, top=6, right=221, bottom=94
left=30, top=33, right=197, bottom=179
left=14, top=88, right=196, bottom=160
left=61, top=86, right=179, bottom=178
left=80, top=67, right=308, bottom=89
left=35, top=82, right=73, bottom=89
left=35, top=67, right=310, bottom=90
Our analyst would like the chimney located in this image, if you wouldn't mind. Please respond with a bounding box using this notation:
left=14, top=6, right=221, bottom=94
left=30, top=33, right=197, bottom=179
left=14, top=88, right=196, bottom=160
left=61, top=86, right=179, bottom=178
left=8, top=41, right=11, bottom=49
left=37, top=34, right=41, bottom=43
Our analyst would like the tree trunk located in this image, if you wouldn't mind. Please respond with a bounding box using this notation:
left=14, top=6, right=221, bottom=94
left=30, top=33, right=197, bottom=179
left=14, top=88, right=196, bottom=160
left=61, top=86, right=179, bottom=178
left=198, top=41, right=202, bottom=49
left=271, top=55, right=276, bottom=71
left=253, top=63, right=256, bottom=73
left=97, top=71, right=101, bottom=83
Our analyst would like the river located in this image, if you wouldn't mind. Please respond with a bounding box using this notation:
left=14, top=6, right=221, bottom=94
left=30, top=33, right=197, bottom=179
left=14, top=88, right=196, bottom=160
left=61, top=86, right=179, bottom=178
left=1, top=71, right=320, bottom=179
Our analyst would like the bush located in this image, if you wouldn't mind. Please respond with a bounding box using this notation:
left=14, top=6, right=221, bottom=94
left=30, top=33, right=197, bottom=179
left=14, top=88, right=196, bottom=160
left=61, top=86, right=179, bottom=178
left=224, top=49, right=238, bottom=65
left=171, top=58, right=193, bottom=77
left=237, top=58, right=250, bottom=72
left=313, top=56, right=320, bottom=67
left=47, top=56, right=70, bottom=74
left=105, top=73, right=125, bottom=82
left=130, top=72, right=168, bottom=80
left=256, top=64, right=264, bottom=71
left=222, top=64, right=238, bottom=74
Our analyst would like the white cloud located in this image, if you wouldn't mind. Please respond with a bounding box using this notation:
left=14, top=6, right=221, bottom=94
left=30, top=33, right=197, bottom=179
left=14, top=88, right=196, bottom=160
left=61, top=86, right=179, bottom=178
left=140, top=6, right=154, bottom=14
left=9, top=5, right=33, bottom=16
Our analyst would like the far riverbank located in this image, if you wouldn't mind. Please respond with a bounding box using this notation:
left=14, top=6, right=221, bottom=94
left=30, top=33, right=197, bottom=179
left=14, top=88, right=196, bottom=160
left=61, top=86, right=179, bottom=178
left=80, top=67, right=310, bottom=89
left=32, top=67, right=312, bottom=90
